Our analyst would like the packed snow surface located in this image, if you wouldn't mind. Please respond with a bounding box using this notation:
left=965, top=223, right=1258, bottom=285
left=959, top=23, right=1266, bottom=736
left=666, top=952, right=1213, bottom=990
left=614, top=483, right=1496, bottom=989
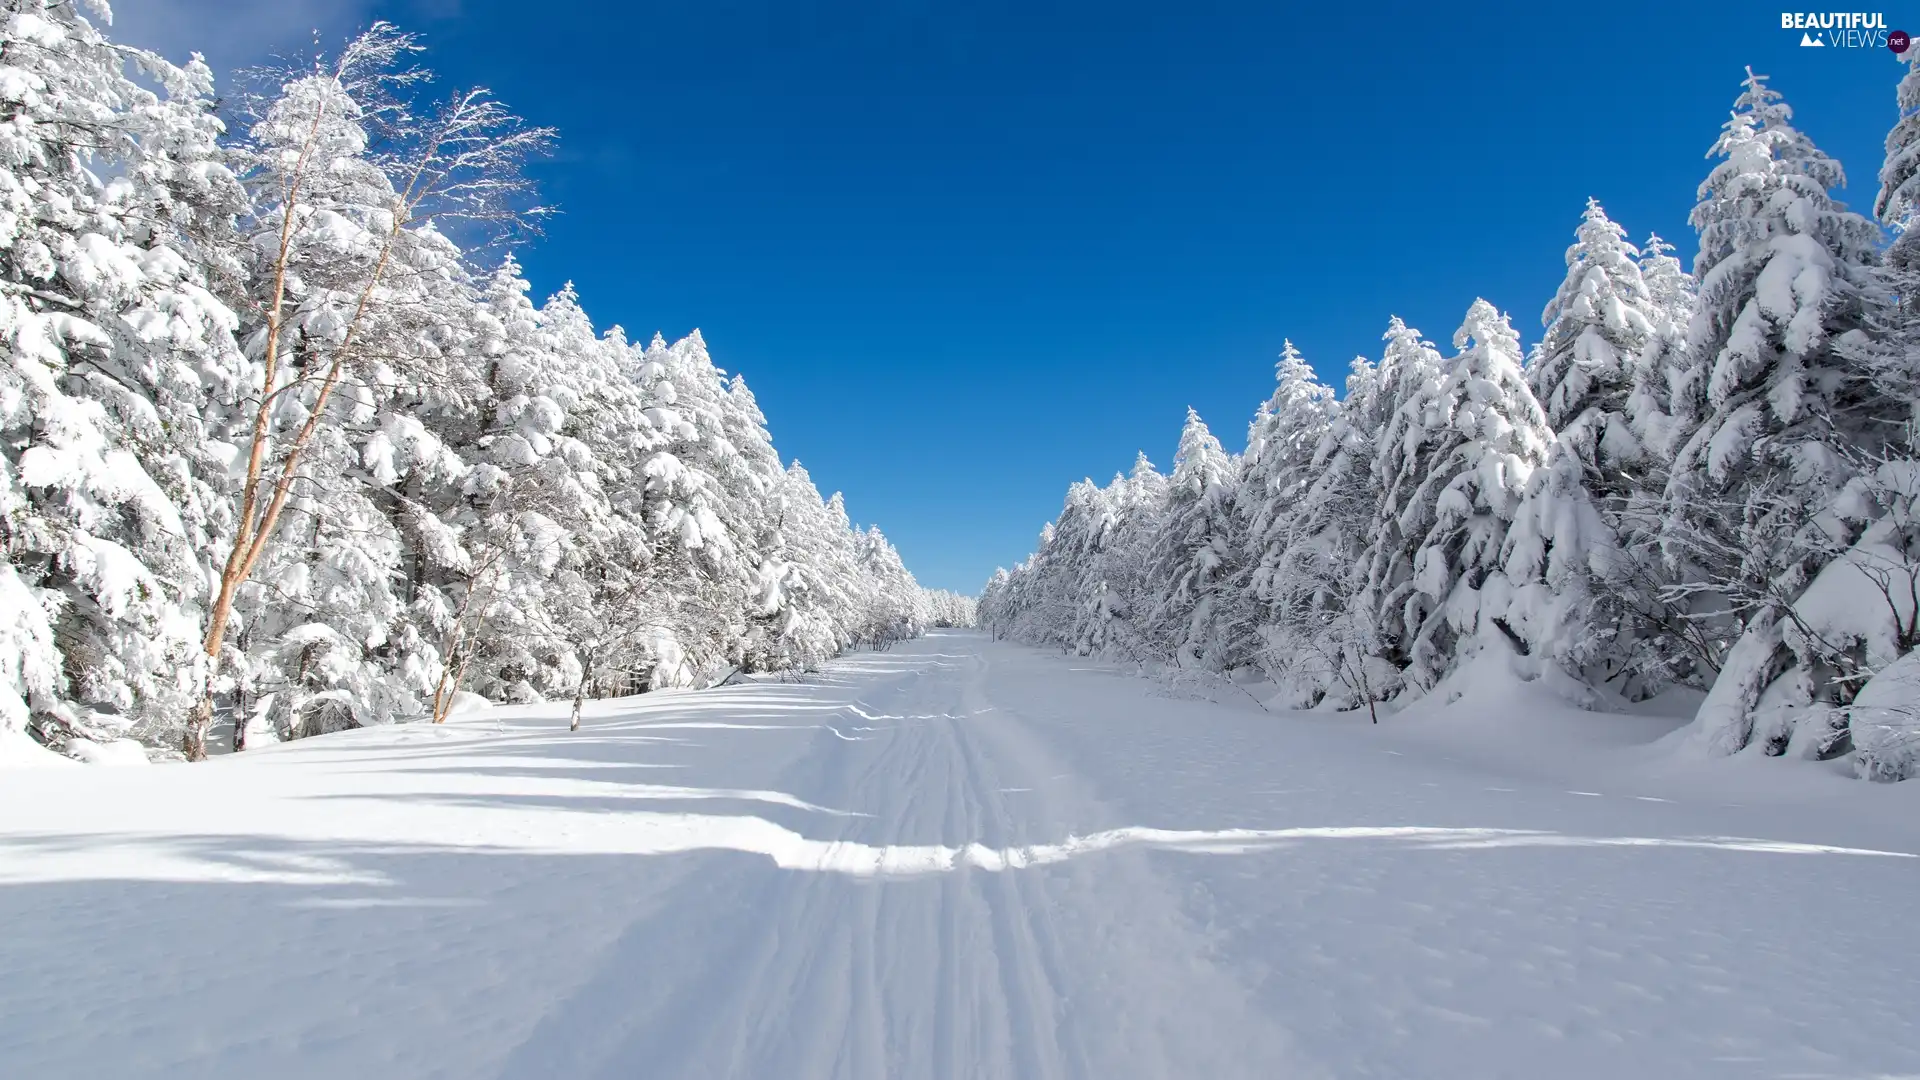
left=3, top=630, right=1918, bottom=1079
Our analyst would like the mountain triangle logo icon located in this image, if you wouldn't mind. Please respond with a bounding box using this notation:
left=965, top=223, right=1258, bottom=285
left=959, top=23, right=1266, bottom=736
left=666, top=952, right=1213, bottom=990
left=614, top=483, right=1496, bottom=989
left=1801, top=31, right=1826, bottom=45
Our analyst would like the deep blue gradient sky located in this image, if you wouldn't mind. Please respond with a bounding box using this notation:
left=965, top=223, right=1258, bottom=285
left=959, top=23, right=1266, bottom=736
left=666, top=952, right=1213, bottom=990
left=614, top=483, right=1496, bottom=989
left=115, top=1, right=1908, bottom=592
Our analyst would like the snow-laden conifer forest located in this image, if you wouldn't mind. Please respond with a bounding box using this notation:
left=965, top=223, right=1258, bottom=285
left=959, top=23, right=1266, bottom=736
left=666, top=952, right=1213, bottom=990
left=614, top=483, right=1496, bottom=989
left=0, top=4, right=973, bottom=766
left=982, top=61, right=1920, bottom=784
left=7, top=7, right=1920, bottom=1078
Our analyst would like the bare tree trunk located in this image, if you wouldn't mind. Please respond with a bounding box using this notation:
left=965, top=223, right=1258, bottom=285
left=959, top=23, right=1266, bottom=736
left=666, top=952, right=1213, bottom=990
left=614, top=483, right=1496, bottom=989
left=193, top=238, right=397, bottom=754
left=430, top=666, right=458, bottom=725
left=183, top=688, right=212, bottom=761
left=431, top=576, right=489, bottom=724
left=232, top=678, right=249, bottom=753
left=571, top=647, right=594, bottom=731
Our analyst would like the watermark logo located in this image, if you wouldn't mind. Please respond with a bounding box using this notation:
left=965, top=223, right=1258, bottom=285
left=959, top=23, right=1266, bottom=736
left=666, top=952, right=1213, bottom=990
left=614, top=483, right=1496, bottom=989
left=1782, top=11, right=1898, bottom=48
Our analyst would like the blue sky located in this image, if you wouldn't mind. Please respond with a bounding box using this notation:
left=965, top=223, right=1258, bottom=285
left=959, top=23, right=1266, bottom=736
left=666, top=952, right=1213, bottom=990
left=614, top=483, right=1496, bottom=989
left=113, top=1, right=1910, bottom=593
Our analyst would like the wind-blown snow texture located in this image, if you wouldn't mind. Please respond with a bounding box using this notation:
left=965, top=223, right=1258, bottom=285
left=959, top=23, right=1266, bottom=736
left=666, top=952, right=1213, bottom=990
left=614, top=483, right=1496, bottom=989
left=4, top=630, right=1916, bottom=1079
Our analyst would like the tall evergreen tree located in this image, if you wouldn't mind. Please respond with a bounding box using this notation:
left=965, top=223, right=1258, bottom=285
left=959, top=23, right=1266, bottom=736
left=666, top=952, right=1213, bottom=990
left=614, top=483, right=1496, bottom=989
left=1264, top=355, right=1388, bottom=707
left=1670, top=69, right=1893, bottom=757
left=1373, top=302, right=1550, bottom=692
left=1243, top=341, right=1335, bottom=608
left=1145, top=409, right=1244, bottom=669
left=1626, top=233, right=1698, bottom=466
left=1359, top=317, right=1448, bottom=690
left=0, top=0, right=242, bottom=753
left=1504, top=200, right=1665, bottom=691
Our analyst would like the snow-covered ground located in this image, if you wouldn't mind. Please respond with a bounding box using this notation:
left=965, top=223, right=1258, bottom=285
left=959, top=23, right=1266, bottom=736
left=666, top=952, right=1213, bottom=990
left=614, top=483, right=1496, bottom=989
left=3, top=630, right=1918, bottom=1079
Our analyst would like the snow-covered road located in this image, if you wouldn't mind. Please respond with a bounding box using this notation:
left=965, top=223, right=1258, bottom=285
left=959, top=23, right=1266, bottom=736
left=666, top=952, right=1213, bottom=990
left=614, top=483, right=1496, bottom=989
left=4, top=630, right=1919, bottom=1079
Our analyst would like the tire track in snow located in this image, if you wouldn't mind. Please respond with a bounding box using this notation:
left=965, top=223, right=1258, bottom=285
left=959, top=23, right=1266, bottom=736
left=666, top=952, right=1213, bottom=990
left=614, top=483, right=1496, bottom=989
left=969, top=647, right=1330, bottom=1079
left=952, top=654, right=1094, bottom=1080
left=938, top=653, right=1084, bottom=1080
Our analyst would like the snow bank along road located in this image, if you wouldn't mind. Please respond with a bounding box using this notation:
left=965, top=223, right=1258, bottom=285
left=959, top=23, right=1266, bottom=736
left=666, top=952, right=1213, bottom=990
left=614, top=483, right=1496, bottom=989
left=4, top=631, right=1919, bottom=1079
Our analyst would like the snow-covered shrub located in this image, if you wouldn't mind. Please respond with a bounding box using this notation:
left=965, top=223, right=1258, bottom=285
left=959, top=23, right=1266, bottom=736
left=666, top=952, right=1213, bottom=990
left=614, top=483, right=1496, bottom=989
left=1849, top=650, right=1920, bottom=781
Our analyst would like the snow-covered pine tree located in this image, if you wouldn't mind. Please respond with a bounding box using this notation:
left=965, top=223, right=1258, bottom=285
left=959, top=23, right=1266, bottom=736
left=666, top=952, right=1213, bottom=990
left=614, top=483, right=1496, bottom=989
left=1610, top=234, right=1711, bottom=692
left=1114, top=451, right=1169, bottom=633
left=979, top=567, right=1013, bottom=638
left=1358, top=317, right=1448, bottom=690
left=769, top=462, right=860, bottom=665
left=1870, top=47, right=1920, bottom=414
left=853, top=525, right=924, bottom=647
left=1005, top=519, right=1069, bottom=650
left=1524, top=200, right=1654, bottom=432
left=1143, top=409, right=1245, bottom=669
left=412, top=257, right=606, bottom=722
left=1669, top=69, right=1895, bottom=759
left=1503, top=199, right=1666, bottom=693
left=619, top=329, right=751, bottom=684
left=1036, top=477, right=1098, bottom=655
left=1059, top=452, right=1168, bottom=660
left=0, top=0, right=248, bottom=756
left=1799, top=49, right=1920, bottom=780
left=719, top=374, right=799, bottom=671
left=1243, top=342, right=1334, bottom=612
left=1264, top=355, right=1387, bottom=708
left=1626, top=233, right=1699, bottom=465
left=922, top=589, right=977, bottom=627
left=1370, top=302, right=1550, bottom=694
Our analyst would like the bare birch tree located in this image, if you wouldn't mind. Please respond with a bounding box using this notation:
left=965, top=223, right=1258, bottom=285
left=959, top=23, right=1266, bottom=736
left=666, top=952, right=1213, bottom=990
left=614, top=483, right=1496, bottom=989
left=186, top=24, right=553, bottom=759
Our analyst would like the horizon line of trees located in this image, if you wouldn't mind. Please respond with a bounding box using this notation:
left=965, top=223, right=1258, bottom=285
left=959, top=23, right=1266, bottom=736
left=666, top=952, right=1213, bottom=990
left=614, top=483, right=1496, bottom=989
left=982, top=60, right=1920, bottom=782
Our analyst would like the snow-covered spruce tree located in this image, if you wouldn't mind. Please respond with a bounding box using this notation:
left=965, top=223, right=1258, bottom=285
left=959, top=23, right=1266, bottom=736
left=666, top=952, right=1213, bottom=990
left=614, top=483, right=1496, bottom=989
left=0, top=0, right=250, bottom=756
left=923, top=589, right=976, bottom=627
left=1263, top=354, right=1388, bottom=709
left=1800, top=48, right=1920, bottom=780
left=1878, top=47, right=1920, bottom=239
left=1366, top=302, right=1550, bottom=695
left=718, top=374, right=795, bottom=671
left=1667, top=69, right=1896, bottom=760
left=1242, top=342, right=1334, bottom=617
left=1001, top=520, right=1069, bottom=649
left=819, top=489, right=875, bottom=637
left=772, top=462, right=862, bottom=664
left=1038, top=478, right=1100, bottom=654
left=524, top=288, right=661, bottom=695
left=407, top=257, right=620, bottom=725
left=1088, top=452, right=1170, bottom=660
left=1870, top=47, right=1920, bottom=418
left=547, top=323, right=670, bottom=695
left=616, top=329, right=752, bottom=685
left=1607, top=233, right=1716, bottom=692
left=988, top=460, right=1157, bottom=660
left=1357, top=317, right=1448, bottom=692
left=1502, top=199, right=1670, bottom=695
left=1060, top=477, right=1118, bottom=656
left=1524, top=200, right=1654, bottom=432
left=1626, top=233, right=1699, bottom=465
left=851, top=526, right=918, bottom=646
left=1143, top=409, right=1248, bottom=670
left=979, top=567, right=1013, bottom=638
left=1059, top=460, right=1160, bottom=662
